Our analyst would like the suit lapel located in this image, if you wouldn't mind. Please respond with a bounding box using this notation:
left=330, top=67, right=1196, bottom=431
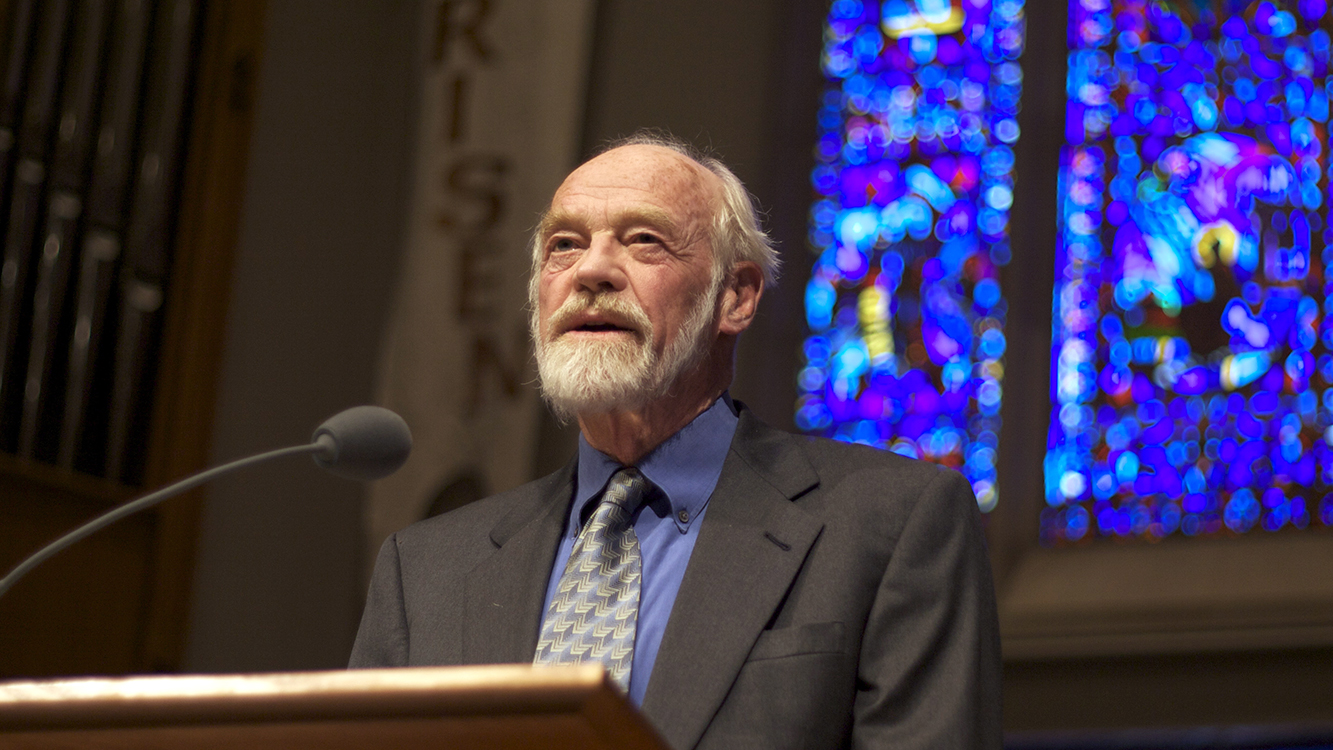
left=462, top=461, right=575, bottom=665
left=641, top=412, right=822, bottom=750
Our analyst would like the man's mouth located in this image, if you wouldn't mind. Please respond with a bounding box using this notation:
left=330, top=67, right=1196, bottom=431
left=544, top=294, right=652, bottom=344
left=571, top=322, right=633, bottom=333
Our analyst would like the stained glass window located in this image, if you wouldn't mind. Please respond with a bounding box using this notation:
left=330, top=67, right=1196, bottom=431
left=1043, top=0, right=1331, bottom=543
left=800, top=0, right=1026, bottom=513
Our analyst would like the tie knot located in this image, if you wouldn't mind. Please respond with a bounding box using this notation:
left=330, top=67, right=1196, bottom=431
left=601, top=467, right=649, bottom=516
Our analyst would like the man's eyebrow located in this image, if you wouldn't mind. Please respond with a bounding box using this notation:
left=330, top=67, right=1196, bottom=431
left=536, top=209, right=578, bottom=242
left=536, top=207, right=685, bottom=243
left=614, top=207, right=681, bottom=237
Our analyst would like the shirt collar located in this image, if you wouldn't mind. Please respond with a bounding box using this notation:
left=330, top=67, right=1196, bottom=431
left=573, top=394, right=739, bottom=534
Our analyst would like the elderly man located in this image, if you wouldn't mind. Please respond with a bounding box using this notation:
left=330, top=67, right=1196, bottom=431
left=350, top=134, right=1001, bottom=749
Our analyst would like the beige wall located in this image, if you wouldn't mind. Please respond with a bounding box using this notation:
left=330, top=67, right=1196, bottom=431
left=184, top=1, right=421, bottom=672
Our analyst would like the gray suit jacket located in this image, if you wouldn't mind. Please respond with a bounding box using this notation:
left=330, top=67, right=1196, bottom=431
left=350, top=409, right=1002, bottom=749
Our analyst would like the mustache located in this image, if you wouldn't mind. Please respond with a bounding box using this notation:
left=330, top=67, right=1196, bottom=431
left=546, top=292, right=652, bottom=340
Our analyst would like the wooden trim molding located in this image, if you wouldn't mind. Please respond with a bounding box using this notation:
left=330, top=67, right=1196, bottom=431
left=137, top=0, right=267, bottom=673
left=999, top=532, right=1333, bottom=660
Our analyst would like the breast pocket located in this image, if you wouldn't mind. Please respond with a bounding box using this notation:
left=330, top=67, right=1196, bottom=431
left=746, top=621, right=845, bottom=662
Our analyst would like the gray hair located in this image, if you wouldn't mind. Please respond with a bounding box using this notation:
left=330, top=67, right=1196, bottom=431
left=527, top=130, right=780, bottom=303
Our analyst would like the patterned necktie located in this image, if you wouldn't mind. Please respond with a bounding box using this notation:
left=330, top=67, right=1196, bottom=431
left=534, top=467, right=648, bottom=691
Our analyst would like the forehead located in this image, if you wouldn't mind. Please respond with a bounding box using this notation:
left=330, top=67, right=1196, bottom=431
left=546, top=145, right=720, bottom=229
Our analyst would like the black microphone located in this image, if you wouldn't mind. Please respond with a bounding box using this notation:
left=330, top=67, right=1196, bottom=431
left=0, top=406, right=411, bottom=599
left=310, top=405, right=413, bottom=480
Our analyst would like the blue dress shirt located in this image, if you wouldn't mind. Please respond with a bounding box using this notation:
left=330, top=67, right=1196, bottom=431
left=540, top=394, right=739, bottom=705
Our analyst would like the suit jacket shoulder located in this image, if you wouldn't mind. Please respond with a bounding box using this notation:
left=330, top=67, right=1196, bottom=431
left=395, top=462, right=572, bottom=555
left=349, top=460, right=575, bottom=669
left=788, top=430, right=978, bottom=553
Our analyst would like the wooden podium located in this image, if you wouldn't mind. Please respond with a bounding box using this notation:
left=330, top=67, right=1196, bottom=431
left=0, top=664, right=670, bottom=749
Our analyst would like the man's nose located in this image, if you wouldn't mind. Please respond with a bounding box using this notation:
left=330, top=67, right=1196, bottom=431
left=573, top=235, right=628, bottom=293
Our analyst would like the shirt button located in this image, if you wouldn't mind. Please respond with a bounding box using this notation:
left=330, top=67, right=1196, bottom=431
left=677, top=509, right=690, bottom=523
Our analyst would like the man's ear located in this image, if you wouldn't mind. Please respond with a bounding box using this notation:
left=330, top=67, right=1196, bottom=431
left=718, top=262, right=764, bottom=336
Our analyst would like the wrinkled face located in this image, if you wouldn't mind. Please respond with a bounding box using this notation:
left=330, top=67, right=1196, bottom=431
left=530, top=145, right=723, bottom=419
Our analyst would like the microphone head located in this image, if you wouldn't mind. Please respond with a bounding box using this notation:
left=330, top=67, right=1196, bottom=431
left=311, top=406, right=412, bottom=481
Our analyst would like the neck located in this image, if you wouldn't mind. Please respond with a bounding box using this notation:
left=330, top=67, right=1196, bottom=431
left=577, top=342, right=733, bottom=465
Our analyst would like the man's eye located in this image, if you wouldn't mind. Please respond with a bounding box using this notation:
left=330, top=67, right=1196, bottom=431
left=544, top=237, right=582, bottom=269
left=631, top=233, right=660, bottom=245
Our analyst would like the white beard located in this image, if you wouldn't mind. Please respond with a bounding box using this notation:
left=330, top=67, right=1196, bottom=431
left=533, top=275, right=721, bottom=422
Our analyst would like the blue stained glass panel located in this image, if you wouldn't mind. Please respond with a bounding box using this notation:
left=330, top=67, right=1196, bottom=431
left=803, top=0, right=1027, bottom=513
left=1044, top=0, right=1332, bottom=544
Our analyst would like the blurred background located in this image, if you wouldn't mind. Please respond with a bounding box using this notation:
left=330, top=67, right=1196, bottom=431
left=0, top=1, right=1331, bottom=747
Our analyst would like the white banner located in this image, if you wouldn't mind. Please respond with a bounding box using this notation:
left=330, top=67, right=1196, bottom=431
left=366, top=0, right=595, bottom=570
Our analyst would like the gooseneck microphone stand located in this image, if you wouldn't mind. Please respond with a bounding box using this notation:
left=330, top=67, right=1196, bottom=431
left=0, top=405, right=411, bottom=600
